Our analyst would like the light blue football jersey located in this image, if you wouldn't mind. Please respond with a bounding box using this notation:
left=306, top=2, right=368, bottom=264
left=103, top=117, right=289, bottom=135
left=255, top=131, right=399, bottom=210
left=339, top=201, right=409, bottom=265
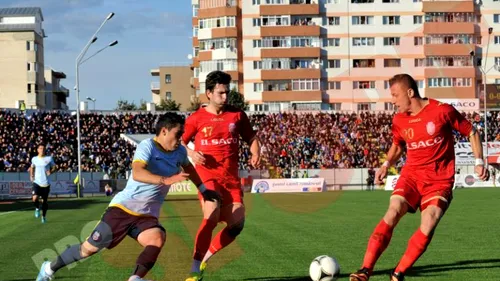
left=31, top=156, right=55, bottom=187
left=109, top=138, right=190, bottom=218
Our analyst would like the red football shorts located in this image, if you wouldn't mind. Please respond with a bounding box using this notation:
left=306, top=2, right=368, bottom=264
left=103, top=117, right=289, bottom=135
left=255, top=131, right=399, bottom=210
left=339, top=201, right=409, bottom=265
left=391, top=174, right=453, bottom=213
left=197, top=178, right=243, bottom=207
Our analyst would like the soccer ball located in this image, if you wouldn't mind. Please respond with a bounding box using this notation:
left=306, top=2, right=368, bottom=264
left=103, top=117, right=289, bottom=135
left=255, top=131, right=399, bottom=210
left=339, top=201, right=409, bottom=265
left=309, top=255, right=340, bottom=281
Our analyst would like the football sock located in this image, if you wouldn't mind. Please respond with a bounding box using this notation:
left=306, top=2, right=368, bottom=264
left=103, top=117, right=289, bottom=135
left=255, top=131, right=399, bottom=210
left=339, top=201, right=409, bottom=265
left=42, top=199, right=48, bottom=217
left=193, top=219, right=218, bottom=262
left=190, top=260, right=202, bottom=273
left=133, top=245, right=161, bottom=278
left=203, top=221, right=244, bottom=263
left=34, top=198, right=40, bottom=209
left=362, top=219, right=394, bottom=271
left=50, top=244, right=84, bottom=273
left=394, top=228, right=432, bottom=274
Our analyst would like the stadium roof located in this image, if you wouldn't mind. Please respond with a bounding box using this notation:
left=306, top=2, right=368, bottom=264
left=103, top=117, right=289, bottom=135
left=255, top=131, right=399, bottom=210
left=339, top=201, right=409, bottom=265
left=0, top=7, right=44, bottom=21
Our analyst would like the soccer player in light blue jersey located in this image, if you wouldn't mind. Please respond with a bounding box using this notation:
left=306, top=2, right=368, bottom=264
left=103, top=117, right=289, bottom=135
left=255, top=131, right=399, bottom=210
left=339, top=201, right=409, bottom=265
left=36, top=113, right=220, bottom=281
left=29, top=144, right=56, bottom=223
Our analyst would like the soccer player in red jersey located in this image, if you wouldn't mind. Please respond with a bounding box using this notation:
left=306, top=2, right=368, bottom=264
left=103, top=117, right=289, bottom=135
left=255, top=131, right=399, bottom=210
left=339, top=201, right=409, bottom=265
left=182, top=70, right=261, bottom=281
left=350, top=74, right=489, bottom=281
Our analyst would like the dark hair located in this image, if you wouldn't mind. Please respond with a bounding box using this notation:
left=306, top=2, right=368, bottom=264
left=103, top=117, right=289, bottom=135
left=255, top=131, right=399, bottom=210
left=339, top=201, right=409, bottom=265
left=389, top=73, right=420, bottom=98
left=205, top=70, right=231, bottom=93
left=155, top=113, right=185, bottom=136
left=37, top=143, right=45, bottom=148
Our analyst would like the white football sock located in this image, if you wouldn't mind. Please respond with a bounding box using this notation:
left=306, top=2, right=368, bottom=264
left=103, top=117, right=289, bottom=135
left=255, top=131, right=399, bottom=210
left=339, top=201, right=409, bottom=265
left=44, top=262, right=54, bottom=275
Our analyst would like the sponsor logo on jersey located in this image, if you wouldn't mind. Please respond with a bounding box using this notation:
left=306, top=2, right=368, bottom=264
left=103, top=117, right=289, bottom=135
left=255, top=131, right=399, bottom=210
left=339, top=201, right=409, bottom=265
left=408, top=118, right=421, bottom=124
left=407, top=136, right=443, bottom=150
left=426, top=121, right=436, bottom=135
left=201, top=138, right=238, bottom=146
left=211, top=117, right=224, bottom=122
left=228, top=123, right=236, bottom=133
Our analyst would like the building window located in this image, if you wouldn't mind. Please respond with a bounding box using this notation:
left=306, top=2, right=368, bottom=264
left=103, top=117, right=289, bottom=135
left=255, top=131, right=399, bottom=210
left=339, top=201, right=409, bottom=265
left=383, top=16, right=400, bottom=25
left=253, top=39, right=262, bottom=48
left=352, top=37, right=375, bottom=46
left=331, top=103, right=341, bottom=110
left=353, top=81, right=375, bottom=89
left=352, top=0, right=374, bottom=2
left=166, top=92, right=172, bottom=100
left=165, top=74, right=171, bottom=83
left=384, top=81, right=390, bottom=89
left=382, top=0, right=399, bottom=2
left=414, top=37, right=423, bottom=46
left=27, top=63, right=31, bottom=71
left=495, top=79, right=500, bottom=84
left=383, top=37, right=400, bottom=46
left=353, top=59, right=375, bottom=68
left=495, top=36, right=500, bottom=45
left=494, top=14, right=499, bottom=23
left=352, top=16, right=374, bottom=25
left=34, top=62, right=38, bottom=72
left=384, top=59, right=401, bottom=67
left=26, top=41, right=30, bottom=51
left=254, top=83, right=263, bottom=92
left=324, top=38, right=340, bottom=47
left=34, top=43, right=38, bottom=52
left=28, top=84, right=32, bottom=93
left=427, top=77, right=472, bottom=88
left=291, top=79, right=320, bottom=91
left=357, top=103, right=373, bottom=111
left=253, top=61, right=262, bottom=69
left=192, top=4, right=199, bottom=17
left=253, top=0, right=261, bottom=4
left=327, top=81, right=341, bottom=90
left=413, top=16, right=422, bottom=24
left=325, top=17, right=340, bottom=25
left=384, top=102, right=394, bottom=111
left=327, top=59, right=341, bottom=68
left=416, top=80, right=424, bottom=88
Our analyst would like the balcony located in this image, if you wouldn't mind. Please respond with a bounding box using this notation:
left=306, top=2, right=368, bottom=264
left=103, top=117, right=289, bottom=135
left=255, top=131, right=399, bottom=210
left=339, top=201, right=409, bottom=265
left=151, top=81, right=160, bottom=93
left=425, top=87, right=475, bottom=99
left=423, top=1, right=474, bottom=13
left=261, top=47, right=320, bottom=58
left=261, top=68, right=320, bottom=80
left=198, top=4, right=237, bottom=19
left=262, top=90, right=322, bottom=102
left=212, top=27, right=238, bottom=39
left=150, top=68, right=160, bottom=76
left=423, top=22, right=475, bottom=34
left=261, top=25, right=320, bottom=37
left=260, top=3, right=319, bottom=16
left=424, top=44, right=476, bottom=56
left=424, top=67, right=476, bottom=78
left=54, top=85, right=69, bottom=97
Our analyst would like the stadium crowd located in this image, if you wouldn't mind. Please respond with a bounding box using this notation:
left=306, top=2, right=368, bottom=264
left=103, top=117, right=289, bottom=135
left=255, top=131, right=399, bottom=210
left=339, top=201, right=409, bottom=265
left=0, top=109, right=497, bottom=178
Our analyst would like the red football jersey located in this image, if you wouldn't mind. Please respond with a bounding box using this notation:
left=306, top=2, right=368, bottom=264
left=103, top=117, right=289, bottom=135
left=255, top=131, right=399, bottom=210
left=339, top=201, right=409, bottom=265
left=392, top=99, right=473, bottom=182
left=182, top=106, right=256, bottom=178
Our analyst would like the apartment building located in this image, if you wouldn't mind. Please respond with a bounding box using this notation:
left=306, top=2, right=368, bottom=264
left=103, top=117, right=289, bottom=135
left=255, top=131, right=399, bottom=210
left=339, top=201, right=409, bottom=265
left=150, top=65, right=196, bottom=111
left=0, top=7, right=46, bottom=109
left=44, top=68, right=69, bottom=110
left=191, top=0, right=500, bottom=112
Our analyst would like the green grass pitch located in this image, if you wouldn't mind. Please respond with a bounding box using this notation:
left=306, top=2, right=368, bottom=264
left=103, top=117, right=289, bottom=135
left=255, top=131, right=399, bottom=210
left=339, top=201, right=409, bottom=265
left=0, top=188, right=499, bottom=281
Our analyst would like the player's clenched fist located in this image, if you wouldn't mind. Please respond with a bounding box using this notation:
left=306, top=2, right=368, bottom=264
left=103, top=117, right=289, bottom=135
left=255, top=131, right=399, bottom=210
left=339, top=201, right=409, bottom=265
left=375, top=166, right=388, bottom=185
left=474, top=165, right=489, bottom=181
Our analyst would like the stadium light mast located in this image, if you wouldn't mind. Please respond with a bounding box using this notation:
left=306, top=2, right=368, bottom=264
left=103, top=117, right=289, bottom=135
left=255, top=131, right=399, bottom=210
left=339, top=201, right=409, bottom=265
left=75, top=12, right=115, bottom=198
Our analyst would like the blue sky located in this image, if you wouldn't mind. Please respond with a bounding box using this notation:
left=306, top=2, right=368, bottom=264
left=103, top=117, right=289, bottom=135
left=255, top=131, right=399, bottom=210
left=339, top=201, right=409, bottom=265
left=3, top=0, right=193, bottom=110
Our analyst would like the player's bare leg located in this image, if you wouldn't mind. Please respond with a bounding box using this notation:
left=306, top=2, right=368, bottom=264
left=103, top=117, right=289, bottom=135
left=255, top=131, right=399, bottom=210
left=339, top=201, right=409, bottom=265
left=202, top=202, right=245, bottom=263
left=33, top=194, right=40, bottom=218
left=187, top=199, right=220, bottom=281
left=350, top=196, right=409, bottom=281
left=129, top=227, right=166, bottom=281
left=391, top=202, right=446, bottom=280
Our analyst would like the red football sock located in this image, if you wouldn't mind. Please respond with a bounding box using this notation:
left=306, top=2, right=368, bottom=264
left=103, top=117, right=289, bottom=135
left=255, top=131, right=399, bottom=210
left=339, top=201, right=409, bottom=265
left=395, top=228, right=432, bottom=274
left=362, top=219, right=395, bottom=271
left=193, top=219, right=218, bottom=261
left=203, top=227, right=236, bottom=262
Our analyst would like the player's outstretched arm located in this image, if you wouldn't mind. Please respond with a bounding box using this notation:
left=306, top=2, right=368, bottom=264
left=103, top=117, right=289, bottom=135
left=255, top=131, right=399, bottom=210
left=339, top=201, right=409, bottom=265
left=468, top=129, right=489, bottom=181
left=132, top=161, right=189, bottom=186
left=375, top=143, right=404, bottom=184
left=181, top=140, right=206, bottom=165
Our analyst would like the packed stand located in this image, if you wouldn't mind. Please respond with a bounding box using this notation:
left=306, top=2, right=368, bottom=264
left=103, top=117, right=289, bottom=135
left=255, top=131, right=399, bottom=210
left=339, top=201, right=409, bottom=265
left=0, top=110, right=497, bottom=178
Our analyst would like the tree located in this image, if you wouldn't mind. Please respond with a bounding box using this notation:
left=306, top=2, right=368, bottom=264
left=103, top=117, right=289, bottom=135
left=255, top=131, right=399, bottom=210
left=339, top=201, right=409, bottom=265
left=228, top=88, right=249, bottom=111
left=157, top=99, right=181, bottom=111
left=187, top=96, right=202, bottom=111
left=115, top=99, right=137, bottom=111
left=138, top=99, right=148, bottom=111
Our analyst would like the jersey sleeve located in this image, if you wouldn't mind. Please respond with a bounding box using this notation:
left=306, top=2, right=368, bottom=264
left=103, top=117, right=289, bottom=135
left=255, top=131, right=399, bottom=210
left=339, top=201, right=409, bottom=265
left=443, top=104, right=473, bottom=136
left=133, top=139, right=153, bottom=165
left=179, top=146, right=191, bottom=167
left=238, top=111, right=257, bottom=144
left=391, top=118, right=405, bottom=146
left=182, top=113, right=198, bottom=144
left=49, top=157, right=55, bottom=168
left=31, top=157, right=36, bottom=167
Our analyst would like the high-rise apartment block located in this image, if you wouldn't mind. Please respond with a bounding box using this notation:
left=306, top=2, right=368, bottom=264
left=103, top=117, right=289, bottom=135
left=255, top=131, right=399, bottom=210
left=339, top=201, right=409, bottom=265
left=191, top=0, right=500, bottom=111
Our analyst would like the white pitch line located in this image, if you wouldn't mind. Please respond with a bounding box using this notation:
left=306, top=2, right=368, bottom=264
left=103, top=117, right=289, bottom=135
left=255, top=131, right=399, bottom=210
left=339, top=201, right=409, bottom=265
left=0, top=207, right=33, bottom=216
